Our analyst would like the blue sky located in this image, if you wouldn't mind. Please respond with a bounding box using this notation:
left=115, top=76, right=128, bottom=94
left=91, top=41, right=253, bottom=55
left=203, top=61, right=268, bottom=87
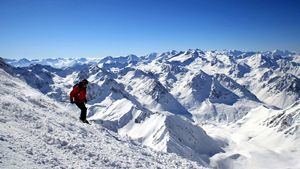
left=0, top=0, right=300, bottom=59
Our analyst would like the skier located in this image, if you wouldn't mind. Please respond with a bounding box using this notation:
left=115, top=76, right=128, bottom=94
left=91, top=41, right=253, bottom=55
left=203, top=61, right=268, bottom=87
left=70, top=79, right=90, bottom=124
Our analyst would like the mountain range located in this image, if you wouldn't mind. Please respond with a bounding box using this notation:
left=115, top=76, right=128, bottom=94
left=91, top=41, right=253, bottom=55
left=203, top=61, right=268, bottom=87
left=1, top=49, right=299, bottom=168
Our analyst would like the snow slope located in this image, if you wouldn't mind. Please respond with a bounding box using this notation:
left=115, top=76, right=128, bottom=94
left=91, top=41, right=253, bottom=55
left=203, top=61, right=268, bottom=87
left=2, top=49, right=299, bottom=168
left=237, top=68, right=300, bottom=109
left=204, top=103, right=300, bottom=169
left=85, top=72, right=224, bottom=164
left=0, top=68, right=208, bottom=168
left=168, top=69, right=261, bottom=122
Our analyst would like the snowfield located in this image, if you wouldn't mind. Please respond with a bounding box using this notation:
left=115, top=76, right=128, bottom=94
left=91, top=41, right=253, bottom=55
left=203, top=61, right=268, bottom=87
left=205, top=103, right=300, bottom=169
left=1, top=49, right=300, bottom=169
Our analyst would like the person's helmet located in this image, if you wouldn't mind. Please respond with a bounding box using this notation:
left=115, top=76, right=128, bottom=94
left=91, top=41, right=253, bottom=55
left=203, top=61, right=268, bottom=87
left=82, top=79, right=89, bottom=85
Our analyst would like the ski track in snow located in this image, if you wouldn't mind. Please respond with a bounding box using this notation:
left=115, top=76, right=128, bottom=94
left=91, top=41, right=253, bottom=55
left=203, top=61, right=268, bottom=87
left=0, top=69, right=207, bottom=169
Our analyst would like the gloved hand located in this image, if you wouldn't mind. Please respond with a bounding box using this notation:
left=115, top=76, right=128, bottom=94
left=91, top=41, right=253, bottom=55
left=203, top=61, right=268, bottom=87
left=70, top=99, right=75, bottom=104
left=84, top=99, right=87, bottom=104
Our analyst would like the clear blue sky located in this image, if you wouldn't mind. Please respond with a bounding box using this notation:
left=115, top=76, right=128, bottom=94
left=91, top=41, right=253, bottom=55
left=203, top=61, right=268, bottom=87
left=0, top=0, right=300, bottom=59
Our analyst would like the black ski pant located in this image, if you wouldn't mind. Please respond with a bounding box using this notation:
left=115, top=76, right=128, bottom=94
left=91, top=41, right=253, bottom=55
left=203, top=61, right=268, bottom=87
left=75, top=102, right=87, bottom=121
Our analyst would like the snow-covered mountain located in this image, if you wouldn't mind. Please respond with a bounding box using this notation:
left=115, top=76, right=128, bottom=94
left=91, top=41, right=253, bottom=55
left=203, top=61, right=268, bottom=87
left=85, top=70, right=223, bottom=163
left=206, top=102, right=300, bottom=169
left=1, top=49, right=300, bottom=168
left=169, top=70, right=261, bottom=122
left=4, top=57, right=101, bottom=69
left=263, top=101, right=300, bottom=135
left=3, top=49, right=299, bottom=119
left=0, top=63, right=210, bottom=168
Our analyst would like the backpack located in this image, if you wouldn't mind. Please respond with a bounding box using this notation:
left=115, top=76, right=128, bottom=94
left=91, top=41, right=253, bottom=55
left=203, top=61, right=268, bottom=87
left=73, top=82, right=84, bottom=90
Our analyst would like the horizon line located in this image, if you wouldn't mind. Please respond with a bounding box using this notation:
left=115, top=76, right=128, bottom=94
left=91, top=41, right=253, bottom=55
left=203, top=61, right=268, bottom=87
left=2, top=48, right=299, bottom=60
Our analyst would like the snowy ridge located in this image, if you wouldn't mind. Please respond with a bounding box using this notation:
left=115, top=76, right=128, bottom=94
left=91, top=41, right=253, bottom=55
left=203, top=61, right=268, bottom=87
left=240, top=68, right=300, bottom=109
left=205, top=103, right=300, bottom=169
left=0, top=67, right=208, bottom=168
left=168, top=49, right=204, bottom=65
left=85, top=69, right=223, bottom=163
left=263, top=101, right=300, bottom=136
left=2, top=48, right=300, bottom=168
left=170, top=70, right=261, bottom=122
left=119, top=68, right=192, bottom=118
left=119, top=114, right=223, bottom=163
left=4, top=57, right=101, bottom=69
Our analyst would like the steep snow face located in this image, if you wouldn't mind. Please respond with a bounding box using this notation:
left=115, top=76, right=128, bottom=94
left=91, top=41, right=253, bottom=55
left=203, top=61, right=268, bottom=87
left=134, top=61, right=189, bottom=90
left=83, top=68, right=223, bottom=164
left=227, top=63, right=251, bottom=78
left=13, top=64, right=58, bottom=94
left=168, top=49, right=204, bottom=65
left=180, top=70, right=212, bottom=106
left=263, top=101, right=300, bottom=136
left=119, top=114, right=224, bottom=163
left=276, top=59, right=300, bottom=77
left=88, top=96, right=144, bottom=132
left=165, top=115, right=224, bottom=158
left=0, top=57, right=15, bottom=75
left=0, top=68, right=209, bottom=169
left=267, top=74, right=300, bottom=94
left=86, top=77, right=153, bottom=132
left=171, top=70, right=261, bottom=122
left=213, top=74, right=259, bottom=102
left=119, top=69, right=192, bottom=118
left=240, top=68, right=300, bottom=109
left=244, top=53, right=279, bottom=69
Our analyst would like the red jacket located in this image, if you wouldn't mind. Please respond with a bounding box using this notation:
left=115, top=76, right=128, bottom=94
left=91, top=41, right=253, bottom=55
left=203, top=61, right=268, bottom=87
left=70, top=85, right=87, bottom=103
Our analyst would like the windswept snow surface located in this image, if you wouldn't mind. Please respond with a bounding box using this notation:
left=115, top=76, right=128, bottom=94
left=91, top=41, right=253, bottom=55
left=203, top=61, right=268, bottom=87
left=0, top=69, right=208, bottom=169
